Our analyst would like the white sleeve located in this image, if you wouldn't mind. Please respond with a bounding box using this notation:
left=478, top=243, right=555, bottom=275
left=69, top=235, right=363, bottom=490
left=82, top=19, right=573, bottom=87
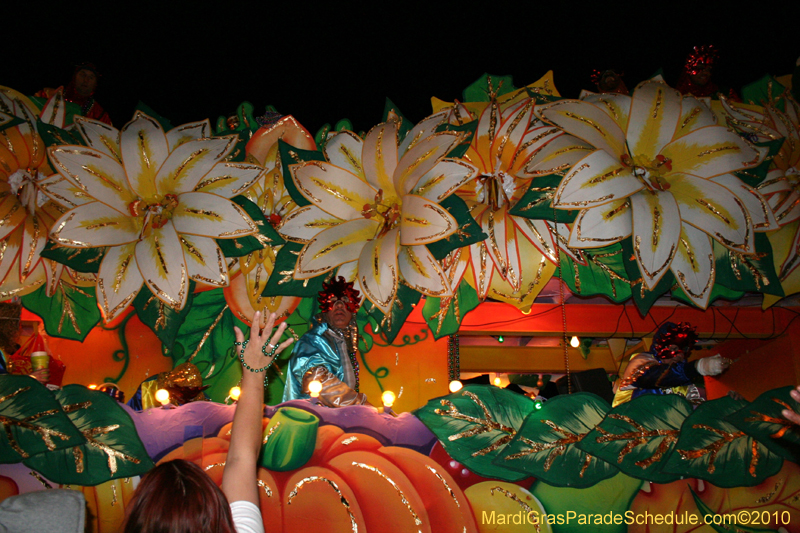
left=230, top=500, right=265, bottom=533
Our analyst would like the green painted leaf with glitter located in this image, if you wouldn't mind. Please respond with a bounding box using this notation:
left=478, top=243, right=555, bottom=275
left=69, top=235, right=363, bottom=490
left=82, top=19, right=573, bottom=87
left=725, top=386, right=800, bottom=463
left=0, top=115, right=24, bottom=133
left=662, top=396, right=783, bottom=487
left=621, top=237, right=674, bottom=315
left=260, top=241, right=328, bottom=298
left=414, top=384, right=536, bottom=481
left=36, top=119, right=85, bottom=147
left=24, top=384, right=153, bottom=485
left=671, top=282, right=743, bottom=308
left=278, top=139, right=324, bottom=208
left=426, top=194, right=487, bottom=261
left=358, top=283, right=420, bottom=345
left=21, top=282, right=102, bottom=342
left=28, top=97, right=81, bottom=129
left=577, top=394, right=691, bottom=484
left=531, top=471, right=642, bottom=533
left=494, top=392, right=618, bottom=488
left=422, top=280, right=481, bottom=340
left=434, top=120, right=477, bottom=159
left=0, top=375, right=84, bottom=464
left=40, top=241, right=106, bottom=274
left=556, top=244, right=632, bottom=304
left=733, top=138, right=784, bottom=187
left=462, top=73, right=517, bottom=103
left=742, top=75, right=786, bottom=114
left=712, top=235, right=783, bottom=297
left=216, top=195, right=283, bottom=258
left=133, top=281, right=195, bottom=350
left=689, top=486, right=779, bottom=533
left=383, top=98, right=413, bottom=140
left=508, top=174, right=578, bottom=223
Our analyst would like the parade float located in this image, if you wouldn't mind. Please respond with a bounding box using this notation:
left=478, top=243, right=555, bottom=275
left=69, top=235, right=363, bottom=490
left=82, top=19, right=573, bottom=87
left=0, top=68, right=799, bottom=532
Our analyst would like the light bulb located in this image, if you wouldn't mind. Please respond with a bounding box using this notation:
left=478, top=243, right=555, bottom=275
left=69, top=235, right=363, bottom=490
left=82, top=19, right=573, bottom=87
left=229, top=386, right=241, bottom=401
left=570, top=336, right=580, bottom=348
left=155, top=388, right=170, bottom=406
left=308, top=380, right=322, bottom=398
left=493, top=377, right=502, bottom=387
left=381, top=390, right=396, bottom=407
left=449, top=380, right=463, bottom=393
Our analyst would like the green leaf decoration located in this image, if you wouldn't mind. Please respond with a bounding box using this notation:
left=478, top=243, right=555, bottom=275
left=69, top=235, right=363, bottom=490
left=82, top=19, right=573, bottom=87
left=689, top=486, right=778, bottom=533
left=414, top=385, right=535, bottom=481
left=0, top=375, right=84, bottom=464
left=259, top=407, right=319, bottom=471
left=21, top=282, right=101, bottom=342
left=314, top=119, right=354, bottom=150
left=133, top=283, right=195, bottom=350
left=37, top=120, right=84, bottom=147
left=524, top=87, right=562, bottom=105
left=260, top=241, right=328, bottom=298
left=435, top=120, right=477, bottom=159
left=726, top=386, right=800, bottom=463
left=663, top=396, right=783, bottom=487
left=508, top=175, right=578, bottom=223
left=495, top=393, right=617, bottom=488
left=734, top=138, right=784, bottom=187
left=40, top=241, right=106, bottom=273
left=422, top=280, right=481, bottom=339
left=28, top=97, right=81, bottom=127
left=383, top=98, right=413, bottom=140
left=557, top=245, right=632, bottom=304
left=134, top=102, right=173, bottom=131
left=427, top=194, right=487, bottom=261
left=0, top=115, right=24, bottom=132
left=578, top=394, right=691, bottom=483
left=358, top=283, right=420, bottom=344
left=24, top=385, right=153, bottom=485
left=216, top=195, right=283, bottom=258
left=713, top=236, right=783, bottom=297
left=531, top=471, right=642, bottom=533
left=671, top=281, right=743, bottom=308
left=621, top=237, right=674, bottom=315
left=278, top=139, right=324, bottom=207
left=463, top=74, right=517, bottom=103
left=742, top=75, right=785, bottom=109
left=212, top=101, right=261, bottom=162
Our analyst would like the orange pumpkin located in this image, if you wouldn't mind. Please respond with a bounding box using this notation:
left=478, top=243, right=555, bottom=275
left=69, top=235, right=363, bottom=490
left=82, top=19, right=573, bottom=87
left=62, top=477, right=137, bottom=533
left=160, top=417, right=478, bottom=533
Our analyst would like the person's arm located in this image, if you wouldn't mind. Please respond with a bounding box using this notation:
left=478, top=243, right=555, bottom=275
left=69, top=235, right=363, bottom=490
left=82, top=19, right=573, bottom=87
left=222, top=311, right=293, bottom=506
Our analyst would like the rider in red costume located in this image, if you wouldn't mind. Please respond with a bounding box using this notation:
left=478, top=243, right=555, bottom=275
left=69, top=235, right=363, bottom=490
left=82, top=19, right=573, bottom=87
left=36, top=62, right=111, bottom=125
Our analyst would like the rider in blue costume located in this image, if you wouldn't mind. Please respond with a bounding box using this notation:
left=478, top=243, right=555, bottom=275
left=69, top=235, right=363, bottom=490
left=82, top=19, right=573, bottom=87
left=282, top=277, right=369, bottom=407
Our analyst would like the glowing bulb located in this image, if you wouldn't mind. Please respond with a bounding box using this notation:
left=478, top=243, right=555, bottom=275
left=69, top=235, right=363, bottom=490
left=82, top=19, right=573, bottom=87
left=229, top=386, right=241, bottom=401
left=493, top=377, right=502, bottom=386
left=308, top=380, right=322, bottom=398
left=497, top=335, right=504, bottom=343
left=155, top=388, right=170, bottom=406
left=449, top=380, right=463, bottom=393
left=534, top=401, right=543, bottom=410
left=570, top=336, right=580, bottom=348
left=88, top=384, right=97, bottom=390
left=381, top=390, right=396, bottom=407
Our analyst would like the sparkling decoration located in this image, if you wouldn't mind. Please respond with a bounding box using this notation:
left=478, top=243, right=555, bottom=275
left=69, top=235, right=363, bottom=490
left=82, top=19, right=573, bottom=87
left=447, top=333, right=460, bottom=382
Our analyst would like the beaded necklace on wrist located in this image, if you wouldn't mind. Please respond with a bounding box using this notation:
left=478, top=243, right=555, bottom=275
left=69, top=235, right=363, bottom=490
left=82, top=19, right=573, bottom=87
left=233, top=339, right=279, bottom=387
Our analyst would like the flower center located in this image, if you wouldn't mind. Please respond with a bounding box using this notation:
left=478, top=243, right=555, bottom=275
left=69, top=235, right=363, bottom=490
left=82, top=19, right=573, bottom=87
left=621, top=154, right=672, bottom=192
left=362, top=189, right=401, bottom=238
left=478, top=171, right=512, bottom=209
left=8, top=168, right=47, bottom=215
left=129, top=194, right=179, bottom=239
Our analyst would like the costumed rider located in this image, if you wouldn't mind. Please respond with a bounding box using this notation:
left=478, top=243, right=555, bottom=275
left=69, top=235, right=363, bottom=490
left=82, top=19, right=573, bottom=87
left=282, top=277, right=369, bottom=407
left=612, top=322, right=731, bottom=407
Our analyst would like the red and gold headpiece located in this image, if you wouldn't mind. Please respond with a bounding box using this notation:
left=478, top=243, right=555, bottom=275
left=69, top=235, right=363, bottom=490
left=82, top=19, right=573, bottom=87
left=318, top=276, right=361, bottom=313
left=652, top=322, right=698, bottom=360
left=684, top=45, right=718, bottom=76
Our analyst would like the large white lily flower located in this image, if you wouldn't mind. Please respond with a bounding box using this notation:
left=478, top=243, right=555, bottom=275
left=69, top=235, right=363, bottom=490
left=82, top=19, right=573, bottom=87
left=279, top=113, right=477, bottom=314
left=537, top=80, right=775, bottom=308
left=47, top=112, right=264, bottom=321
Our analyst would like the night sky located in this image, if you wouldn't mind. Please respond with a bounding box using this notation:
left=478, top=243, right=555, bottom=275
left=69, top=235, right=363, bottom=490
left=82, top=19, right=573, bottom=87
left=6, top=5, right=799, bottom=134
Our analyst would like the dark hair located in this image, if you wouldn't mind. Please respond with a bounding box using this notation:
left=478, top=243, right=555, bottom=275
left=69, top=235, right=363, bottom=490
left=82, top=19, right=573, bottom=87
left=122, top=459, right=235, bottom=533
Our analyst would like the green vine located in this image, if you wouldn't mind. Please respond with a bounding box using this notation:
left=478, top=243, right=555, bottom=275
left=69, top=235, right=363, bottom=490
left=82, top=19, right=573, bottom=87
left=371, top=327, right=429, bottom=348
left=100, top=313, right=134, bottom=384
